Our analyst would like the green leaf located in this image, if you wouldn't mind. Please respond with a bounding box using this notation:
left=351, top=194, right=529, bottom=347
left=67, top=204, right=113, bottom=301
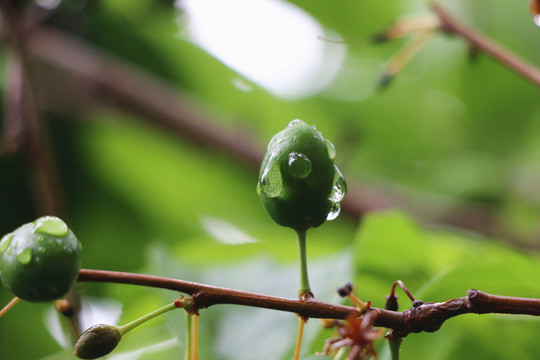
left=353, top=210, right=429, bottom=292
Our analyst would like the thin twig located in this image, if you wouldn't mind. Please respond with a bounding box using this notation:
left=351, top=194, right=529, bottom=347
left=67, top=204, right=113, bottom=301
left=0, top=297, right=20, bottom=317
left=431, top=3, right=540, bottom=87
left=78, top=269, right=540, bottom=337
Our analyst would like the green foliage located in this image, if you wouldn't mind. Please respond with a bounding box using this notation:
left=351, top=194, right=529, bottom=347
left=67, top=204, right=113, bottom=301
left=1, top=0, right=540, bottom=359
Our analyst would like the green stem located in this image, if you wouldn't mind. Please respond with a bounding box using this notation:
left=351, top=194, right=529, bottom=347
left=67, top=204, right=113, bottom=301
left=334, top=346, right=349, bottom=360
left=118, top=302, right=177, bottom=335
left=295, top=228, right=311, bottom=295
left=388, top=338, right=401, bottom=360
left=185, top=312, right=192, bottom=360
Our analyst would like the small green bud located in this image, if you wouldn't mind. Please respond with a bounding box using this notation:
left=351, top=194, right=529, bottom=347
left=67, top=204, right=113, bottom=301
left=0, top=216, right=82, bottom=302
left=257, top=120, right=346, bottom=230
left=74, top=324, right=122, bottom=359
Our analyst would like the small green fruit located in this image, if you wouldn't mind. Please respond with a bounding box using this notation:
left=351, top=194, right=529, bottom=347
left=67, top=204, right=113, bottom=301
left=0, top=216, right=82, bottom=302
left=257, top=120, right=346, bottom=230
left=74, top=324, right=122, bottom=359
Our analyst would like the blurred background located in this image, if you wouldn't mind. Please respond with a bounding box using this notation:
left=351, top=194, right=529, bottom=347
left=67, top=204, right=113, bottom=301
left=1, top=0, right=539, bottom=359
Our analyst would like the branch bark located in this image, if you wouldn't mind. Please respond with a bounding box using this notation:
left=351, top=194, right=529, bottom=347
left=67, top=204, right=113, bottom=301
left=431, top=3, right=540, bottom=87
left=78, top=269, right=540, bottom=338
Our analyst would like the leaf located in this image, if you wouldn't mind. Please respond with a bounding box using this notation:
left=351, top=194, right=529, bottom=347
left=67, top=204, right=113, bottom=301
left=353, top=210, right=430, bottom=292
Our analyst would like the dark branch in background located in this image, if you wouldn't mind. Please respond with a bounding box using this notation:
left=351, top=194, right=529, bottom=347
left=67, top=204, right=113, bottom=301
left=78, top=269, right=540, bottom=338
left=431, top=4, right=540, bottom=87
left=0, top=3, right=65, bottom=216
left=1, top=4, right=538, bottom=247
left=27, top=27, right=263, bottom=172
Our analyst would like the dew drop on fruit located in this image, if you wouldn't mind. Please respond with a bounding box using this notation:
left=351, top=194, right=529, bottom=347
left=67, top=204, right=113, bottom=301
left=329, top=165, right=347, bottom=203
left=288, top=152, right=312, bottom=179
left=327, top=202, right=341, bottom=221
left=17, top=248, right=32, bottom=264
left=327, top=165, right=347, bottom=221
left=0, top=233, right=14, bottom=255
left=34, top=216, right=69, bottom=237
left=325, top=139, right=336, bottom=160
left=260, top=161, right=283, bottom=198
left=288, top=119, right=305, bottom=127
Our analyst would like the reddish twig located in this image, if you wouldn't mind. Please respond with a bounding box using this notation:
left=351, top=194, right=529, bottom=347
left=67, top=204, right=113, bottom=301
left=431, top=3, right=540, bottom=87
left=78, top=269, right=540, bottom=337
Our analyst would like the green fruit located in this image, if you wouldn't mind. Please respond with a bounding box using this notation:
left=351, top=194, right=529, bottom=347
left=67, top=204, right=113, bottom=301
left=257, top=119, right=346, bottom=230
left=74, top=324, right=122, bottom=359
left=0, top=216, right=82, bottom=302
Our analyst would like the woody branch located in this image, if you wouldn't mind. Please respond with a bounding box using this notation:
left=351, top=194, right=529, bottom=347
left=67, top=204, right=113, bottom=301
left=78, top=269, right=540, bottom=337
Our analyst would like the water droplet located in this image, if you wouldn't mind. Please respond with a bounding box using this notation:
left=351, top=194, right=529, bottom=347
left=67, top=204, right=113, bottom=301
left=288, top=119, right=305, bottom=127
left=288, top=152, right=312, bottom=179
left=34, top=216, right=69, bottom=237
left=535, top=14, right=540, bottom=27
left=260, top=162, right=283, bottom=198
left=325, top=139, right=336, bottom=160
left=329, top=165, right=347, bottom=203
left=38, top=246, right=46, bottom=254
left=17, top=248, right=32, bottom=264
left=37, top=236, right=45, bottom=242
left=327, top=202, right=341, bottom=221
left=0, top=234, right=14, bottom=254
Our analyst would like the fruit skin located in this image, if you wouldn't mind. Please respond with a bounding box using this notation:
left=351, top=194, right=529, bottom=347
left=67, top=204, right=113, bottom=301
left=74, top=324, right=122, bottom=359
left=258, top=120, right=335, bottom=230
left=0, top=216, right=82, bottom=302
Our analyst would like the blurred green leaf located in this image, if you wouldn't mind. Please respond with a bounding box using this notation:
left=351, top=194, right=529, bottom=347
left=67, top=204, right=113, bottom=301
left=1, top=0, right=540, bottom=359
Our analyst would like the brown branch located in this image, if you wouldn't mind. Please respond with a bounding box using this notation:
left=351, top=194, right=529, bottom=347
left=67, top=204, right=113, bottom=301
left=78, top=269, right=540, bottom=338
left=0, top=3, right=65, bottom=216
left=26, top=27, right=263, bottom=172
left=431, top=3, right=540, bottom=87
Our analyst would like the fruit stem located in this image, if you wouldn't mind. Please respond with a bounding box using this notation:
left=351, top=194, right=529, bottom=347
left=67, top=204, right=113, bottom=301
left=192, top=314, right=199, bottom=360
left=118, top=302, right=178, bottom=335
left=0, top=297, right=20, bottom=318
left=295, top=228, right=311, bottom=296
left=387, top=330, right=402, bottom=360
left=185, top=312, right=192, bottom=360
left=292, top=317, right=305, bottom=360
left=388, top=338, right=401, bottom=360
